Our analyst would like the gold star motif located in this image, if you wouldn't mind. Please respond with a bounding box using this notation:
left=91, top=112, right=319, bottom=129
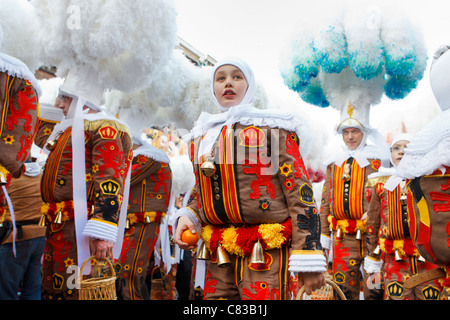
left=64, top=257, right=75, bottom=268
left=279, top=163, right=293, bottom=177
left=3, top=135, right=14, bottom=145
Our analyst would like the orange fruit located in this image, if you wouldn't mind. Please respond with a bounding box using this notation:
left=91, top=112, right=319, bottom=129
left=181, top=229, right=199, bottom=246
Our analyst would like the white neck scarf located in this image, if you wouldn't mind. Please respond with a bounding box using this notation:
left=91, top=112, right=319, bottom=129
left=325, top=127, right=390, bottom=169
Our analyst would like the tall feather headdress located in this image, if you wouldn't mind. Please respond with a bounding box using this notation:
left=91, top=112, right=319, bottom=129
left=280, top=3, right=427, bottom=130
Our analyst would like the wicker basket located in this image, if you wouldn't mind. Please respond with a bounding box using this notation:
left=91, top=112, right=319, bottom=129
left=296, top=279, right=347, bottom=300
left=78, top=256, right=117, bottom=300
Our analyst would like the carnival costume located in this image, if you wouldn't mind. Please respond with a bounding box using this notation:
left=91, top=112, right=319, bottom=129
left=115, top=137, right=172, bottom=300
left=279, top=5, right=427, bottom=299
left=319, top=104, right=389, bottom=300
left=37, top=101, right=132, bottom=300
left=175, top=57, right=325, bottom=300
left=365, top=134, right=444, bottom=300
left=0, top=53, right=40, bottom=253
left=31, top=0, right=178, bottom=300
left=385, top=46, right=450, bottom=296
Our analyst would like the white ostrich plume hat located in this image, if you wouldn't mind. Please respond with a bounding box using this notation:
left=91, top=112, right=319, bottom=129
left=336, top=102, right=370, bottom=133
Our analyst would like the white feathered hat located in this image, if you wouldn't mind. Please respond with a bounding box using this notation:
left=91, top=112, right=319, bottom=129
left=33, top=0, right=178, bottom=109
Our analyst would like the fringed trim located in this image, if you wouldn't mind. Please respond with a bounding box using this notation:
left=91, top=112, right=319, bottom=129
left=328, top=216, right=366, bottom=234
left=44, top=113, right=131, bottom=154
left=0, top=164, right=11, bottom=188
left=379, top=238, right=420, bottom=257
left=0, top=206, right=7, bottom=223
left=0, top=53, right=41, bottom=96
left=84, top=119, right=130, bottom=137
left=366, top=175, right=391, bottom=188
left=133, top=145, right=170, bottom=164
left=186, top=105, right=315, bottom=159
left=40, top=200, right=93, bottom=224
left=201, top=219, right=292, bottom=257
left=438, top=267, right=450, bottom=295
left=127, top=211, right=166, bottom=225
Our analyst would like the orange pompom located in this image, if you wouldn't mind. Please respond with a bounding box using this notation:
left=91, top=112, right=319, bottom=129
left=182, top=229, right=199, bottom=246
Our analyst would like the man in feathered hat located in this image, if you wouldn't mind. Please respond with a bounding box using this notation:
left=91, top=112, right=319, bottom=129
left=31, top=0, right=178, bottom=300
left=37, top=69, right=133, bottom=300
left=115, top=136, right=172, bottom=300
left=320, top=102, right=389, bottom=300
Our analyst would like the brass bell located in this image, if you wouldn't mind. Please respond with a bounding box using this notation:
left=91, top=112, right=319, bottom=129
left=54, top=208, right=63, bottom=224
left=197, top=241, right=211, bottom=260
left=418, top=255, right=426, bottom=263
left=125, top=219, right=130, bottom=229
left=45, top=140, right=56, bottom=151
left=355, top=229, right=362, bottom=241
left=372, top=245, right=381, bottom=255
left=394, top=249, right=403, bottom=262
left=335, top=227, right=343, bottom=240
left=200, top=161, right=216, bottom=177
left=145, top=215, right=151, bottom=224
left=400, top=193, right=407, bottom=204
left=0, top=171, right=7, bottom=185
left=250, top=239, right=265, bottom=264
left=38, top=214, right=46, bottom=227
left=342, top=163, right=351, bottom=181
left=216, top=243, right=231, bottom=268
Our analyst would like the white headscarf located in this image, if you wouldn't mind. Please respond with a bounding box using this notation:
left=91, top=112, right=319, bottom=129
left=210, top=56, right=256, bottom=112
left=389, top=133, right=412, bottom=167
left=195, top=57, right=257, bottom=159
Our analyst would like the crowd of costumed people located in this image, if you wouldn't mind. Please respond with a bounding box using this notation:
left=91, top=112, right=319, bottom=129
left=0, top=0, right=449, bottom=302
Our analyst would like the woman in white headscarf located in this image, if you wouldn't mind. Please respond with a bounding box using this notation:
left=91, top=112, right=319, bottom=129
left=174, top=57, right=326, bottom=300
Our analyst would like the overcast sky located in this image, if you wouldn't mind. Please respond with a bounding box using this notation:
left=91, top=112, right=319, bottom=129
left=173, top=0, right=450, bottom=138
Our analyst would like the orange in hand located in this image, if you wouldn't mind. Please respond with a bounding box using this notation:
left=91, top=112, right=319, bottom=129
left=181, top=229, right=199, bottom=246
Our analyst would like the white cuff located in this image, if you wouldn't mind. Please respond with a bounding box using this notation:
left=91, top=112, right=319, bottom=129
left=321, top=234, right=332, bottom=250
left=289, top=251, right=327, bottom=273
left=82, top=218, right=118, bottom=243
left=39, top=106, right=65, bottom=122
left=172, top=207, right=202, bottom=235
left=364, top=256, right=383, bottom=273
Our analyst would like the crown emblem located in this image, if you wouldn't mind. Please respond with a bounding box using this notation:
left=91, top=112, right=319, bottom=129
left=99, top=125, right=118, bottom=140
left=387, top=281, right=404, bottom=298
left=299, top=183, right=314, bottom=204
left=239, top=126, right=265, bottom=148
left=422, top=285, right=440, bottom=300
left=100, top=179, right=120, bottom=195
left=333, top=271, right=346, bottom=284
